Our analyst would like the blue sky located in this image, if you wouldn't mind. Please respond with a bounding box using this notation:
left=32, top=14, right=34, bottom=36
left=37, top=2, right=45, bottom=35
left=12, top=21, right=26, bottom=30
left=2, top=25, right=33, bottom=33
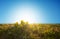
left=0, top=0, right=60, bottom=24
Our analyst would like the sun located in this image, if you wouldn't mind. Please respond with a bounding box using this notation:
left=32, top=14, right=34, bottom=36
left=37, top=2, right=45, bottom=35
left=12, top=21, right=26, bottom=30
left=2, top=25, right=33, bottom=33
left=10, top=5, right=37, bottom=24
left=16, top=6, right=36, bottom=24
left=14, top=10, right=36, bottom=24
left=17, top=14, right=35, bottom=24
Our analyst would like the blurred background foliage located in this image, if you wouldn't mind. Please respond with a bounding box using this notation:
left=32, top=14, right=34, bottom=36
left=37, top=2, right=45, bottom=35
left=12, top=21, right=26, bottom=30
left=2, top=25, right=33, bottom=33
left=0, top=20, right=60, bottom=39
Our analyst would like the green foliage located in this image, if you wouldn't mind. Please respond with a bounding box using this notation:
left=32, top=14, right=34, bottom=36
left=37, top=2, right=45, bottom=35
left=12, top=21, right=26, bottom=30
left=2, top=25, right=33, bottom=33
left=0, top=23, right=60, bottom=39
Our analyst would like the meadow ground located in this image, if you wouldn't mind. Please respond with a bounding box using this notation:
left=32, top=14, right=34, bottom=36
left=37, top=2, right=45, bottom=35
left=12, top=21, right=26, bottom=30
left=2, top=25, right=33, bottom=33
left=0, top=22, right=60, bottom=39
